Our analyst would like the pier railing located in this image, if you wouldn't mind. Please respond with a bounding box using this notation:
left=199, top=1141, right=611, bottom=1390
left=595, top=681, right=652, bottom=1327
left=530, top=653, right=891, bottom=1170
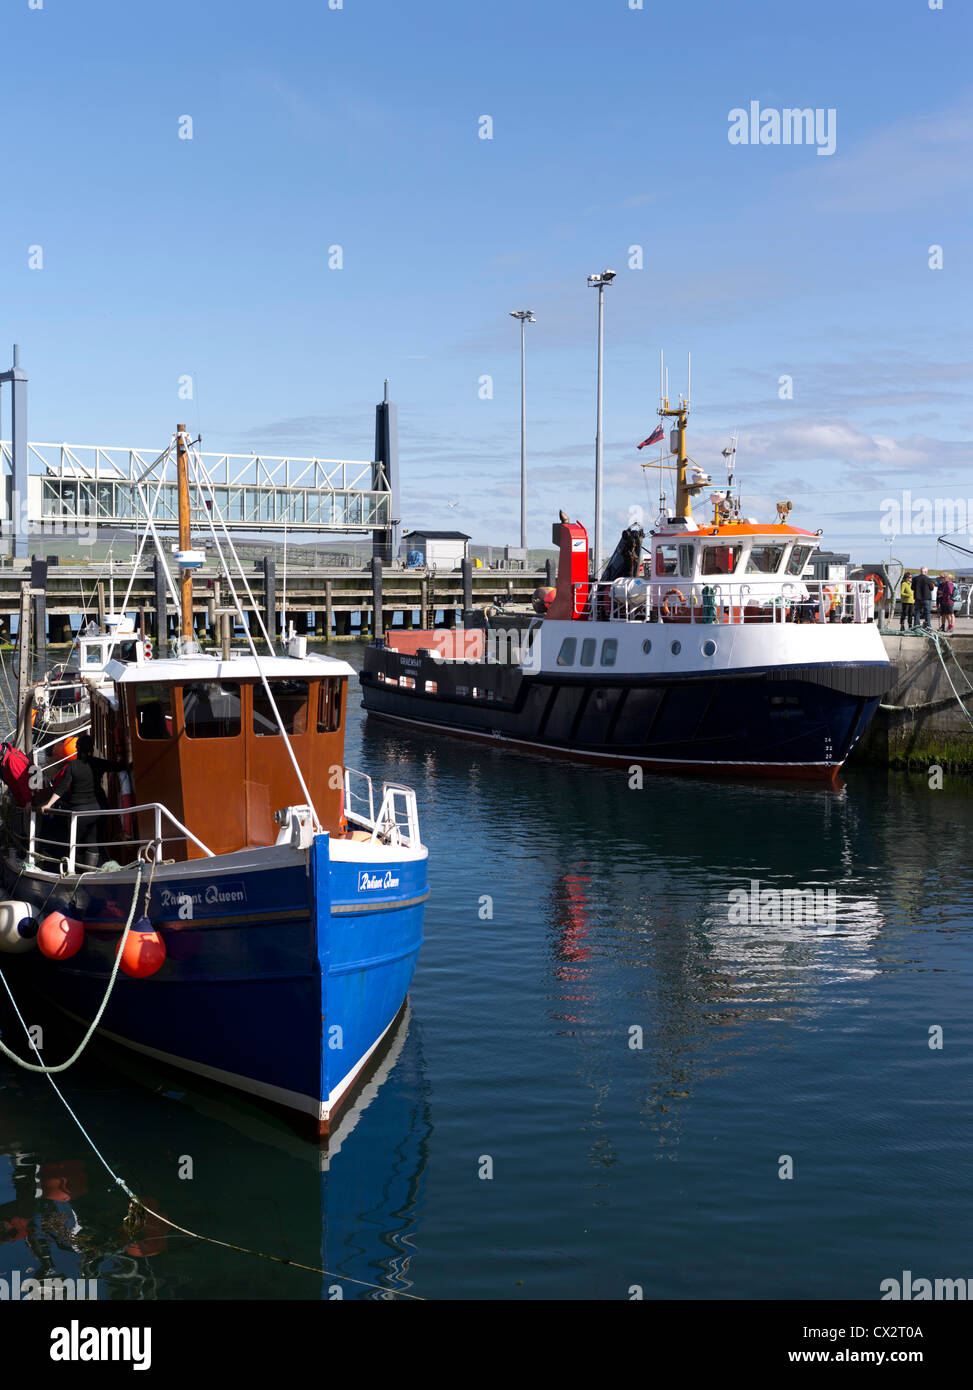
left=576, top=577, right=876, bottom=626
left=343, top=767, right=422, bottom=849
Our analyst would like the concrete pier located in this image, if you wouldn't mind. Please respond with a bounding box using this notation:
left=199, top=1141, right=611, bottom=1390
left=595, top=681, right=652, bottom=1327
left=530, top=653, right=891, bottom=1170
left=857, top=631, right=973, bottom=769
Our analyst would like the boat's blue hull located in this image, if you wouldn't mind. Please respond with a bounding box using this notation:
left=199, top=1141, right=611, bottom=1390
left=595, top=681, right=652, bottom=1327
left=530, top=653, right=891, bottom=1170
left=4, top=834, right=427, bottom=1136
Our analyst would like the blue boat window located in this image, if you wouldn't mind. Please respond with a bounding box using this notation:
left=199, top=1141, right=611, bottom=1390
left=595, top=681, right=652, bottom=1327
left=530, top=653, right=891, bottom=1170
left=642, top=639, right=652, bottom=655
left=134, top=683, right=173, bottom=740
left=557, top=638, right=577, bottom=666
left=317, top=678, right=343, bottom=733
left=600, top=639, right=618, bottom=666
left=580, top=637, right=596, bottom=667
left=253, top=680, right=309, bottom=736
left=184, top=682, right=242, bottom=739
left=702, top=640, right=717, bottom=657
left=670, top=640, right=682, bottom=655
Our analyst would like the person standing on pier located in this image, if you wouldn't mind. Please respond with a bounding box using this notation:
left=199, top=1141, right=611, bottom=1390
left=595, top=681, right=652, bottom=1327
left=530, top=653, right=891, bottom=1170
left=913, top=567, right=935, bottom=630
left=899, top=574, right=914, bottom=631
left=937, top=573, right=956, bottom=634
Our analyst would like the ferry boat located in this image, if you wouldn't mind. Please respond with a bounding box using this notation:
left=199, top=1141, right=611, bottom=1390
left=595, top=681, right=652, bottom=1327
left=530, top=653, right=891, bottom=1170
left=0, top=426, right=428, bottom=1138
left=360, top=395, right=891, bottom=779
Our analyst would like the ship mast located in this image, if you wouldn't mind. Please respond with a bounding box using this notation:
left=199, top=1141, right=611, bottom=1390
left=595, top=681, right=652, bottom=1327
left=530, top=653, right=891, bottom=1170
left=176, top=423, right=193, bottom=643
left=658, top=398, right=693, bottom=521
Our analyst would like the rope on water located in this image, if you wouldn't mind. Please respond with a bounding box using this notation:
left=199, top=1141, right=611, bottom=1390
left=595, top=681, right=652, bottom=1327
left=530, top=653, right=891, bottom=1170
left=0, top=860, right=146, bottom=1072
left=0, top=860, right=422, bottom=1299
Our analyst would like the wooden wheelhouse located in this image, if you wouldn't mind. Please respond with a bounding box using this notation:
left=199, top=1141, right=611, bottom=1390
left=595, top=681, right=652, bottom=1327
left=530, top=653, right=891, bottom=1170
left=90, top=657, right=351, bottom=860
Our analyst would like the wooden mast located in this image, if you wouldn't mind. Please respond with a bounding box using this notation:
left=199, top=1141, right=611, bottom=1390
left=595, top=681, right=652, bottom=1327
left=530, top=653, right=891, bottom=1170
left=176, top=424, right=193, bottom=644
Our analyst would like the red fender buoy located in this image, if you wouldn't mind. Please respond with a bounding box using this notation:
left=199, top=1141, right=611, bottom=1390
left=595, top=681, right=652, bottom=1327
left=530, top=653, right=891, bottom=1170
left=37, top=911, right=85, bottom=961
left=40, top=1159, right=89, bottom=1203
left=118, top=917, right=166, bottom=978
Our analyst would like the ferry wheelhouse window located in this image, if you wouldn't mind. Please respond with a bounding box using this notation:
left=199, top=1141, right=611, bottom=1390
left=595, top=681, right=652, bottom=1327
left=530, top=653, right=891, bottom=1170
left=678, top=544, right=695, bottom=577
left=786, top=545, right=813, bottom=576
left=116, top=640, right=139, bottom=664
left=253, top=680, right=309, bottom=736
left=655, top=545, right=678, bottom=576
left=183, top=682, right=241, bottom=739
left=134, top=683, right=173, bottom=740
left=557, top=638, right=577, bottom=666
left=580, top=637, right=596, bottom=667
left=317, top=678, right=343, bottom=733
left=701, top=545, right=742, bottom=576
left=746, top=544, right=787, bottom=574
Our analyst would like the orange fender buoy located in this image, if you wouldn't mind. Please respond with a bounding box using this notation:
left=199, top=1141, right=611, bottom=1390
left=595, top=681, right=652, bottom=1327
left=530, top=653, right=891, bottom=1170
left=37, top=911, right=85, bottom=961
left=118, top=918, right=166, bottom=978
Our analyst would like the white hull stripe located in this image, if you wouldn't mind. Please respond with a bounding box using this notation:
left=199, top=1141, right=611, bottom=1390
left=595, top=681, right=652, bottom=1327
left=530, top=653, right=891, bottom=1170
left=57, top=1007, right=402, bottom=1123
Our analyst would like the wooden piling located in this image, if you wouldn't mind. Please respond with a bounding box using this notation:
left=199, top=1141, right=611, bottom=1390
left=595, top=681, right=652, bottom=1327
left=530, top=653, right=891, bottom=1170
left=371, top=556, right=384, bottom=641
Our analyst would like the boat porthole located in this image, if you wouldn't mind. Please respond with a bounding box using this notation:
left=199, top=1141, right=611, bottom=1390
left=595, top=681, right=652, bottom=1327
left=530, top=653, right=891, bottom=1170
left=670, top=640, right=681, bottom=656
left=642, top=639, right=652, bottom=655
left=702, top=640, right=717, bottom=657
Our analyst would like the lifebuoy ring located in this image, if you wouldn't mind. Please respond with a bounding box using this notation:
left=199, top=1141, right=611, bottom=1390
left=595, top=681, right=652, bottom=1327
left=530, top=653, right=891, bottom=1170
left=863, top=572, right=885, bottom=603
left=662, top=587, right=685, bottom=617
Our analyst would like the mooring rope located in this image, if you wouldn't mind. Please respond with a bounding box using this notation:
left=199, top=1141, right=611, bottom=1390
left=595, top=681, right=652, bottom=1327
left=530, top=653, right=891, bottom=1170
left=0, top=849, right=421, bottom=1298
left=0, top=860, right=147, bottom=1072
left=878, top=628, right=973, bottom=727
left=0, top=936, right=422, bottom=1298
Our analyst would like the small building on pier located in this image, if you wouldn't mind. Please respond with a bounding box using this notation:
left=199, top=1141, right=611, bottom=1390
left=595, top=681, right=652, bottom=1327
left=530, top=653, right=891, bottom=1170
left=400, top=530, right=471, bottom=569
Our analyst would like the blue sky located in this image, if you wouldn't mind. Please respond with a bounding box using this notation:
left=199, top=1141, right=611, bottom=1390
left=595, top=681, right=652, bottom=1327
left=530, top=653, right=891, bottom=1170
left=2, top=0, right=970, bottom=563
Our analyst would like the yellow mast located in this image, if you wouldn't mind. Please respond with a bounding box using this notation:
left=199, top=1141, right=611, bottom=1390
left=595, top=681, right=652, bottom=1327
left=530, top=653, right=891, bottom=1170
left=176, top=424, right=193, bottom=643
left=658, top=400, right=692, bottom=521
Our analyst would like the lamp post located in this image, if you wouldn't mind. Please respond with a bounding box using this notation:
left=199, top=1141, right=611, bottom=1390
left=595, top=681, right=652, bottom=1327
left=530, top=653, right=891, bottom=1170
left=509, top=310, right=535, bottom=551
left=586, top=270, right=616, bottom=577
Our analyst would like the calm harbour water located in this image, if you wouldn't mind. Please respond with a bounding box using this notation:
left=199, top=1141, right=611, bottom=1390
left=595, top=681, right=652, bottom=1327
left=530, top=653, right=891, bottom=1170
left=2, top=640, right=971, bottom=1300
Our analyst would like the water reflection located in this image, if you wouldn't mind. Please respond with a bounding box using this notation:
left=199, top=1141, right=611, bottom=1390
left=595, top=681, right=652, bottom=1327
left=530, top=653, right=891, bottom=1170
left=0, top=1006, right=430, bottom=1299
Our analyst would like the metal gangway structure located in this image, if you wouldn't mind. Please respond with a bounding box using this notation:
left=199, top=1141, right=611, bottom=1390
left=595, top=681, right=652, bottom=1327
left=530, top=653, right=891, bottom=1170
left=0, top=348, right=401, bottom=560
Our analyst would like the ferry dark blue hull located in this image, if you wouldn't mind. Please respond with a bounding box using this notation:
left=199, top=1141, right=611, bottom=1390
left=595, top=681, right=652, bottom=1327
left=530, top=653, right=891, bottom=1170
left=3, top=834, right=428, bottom=1137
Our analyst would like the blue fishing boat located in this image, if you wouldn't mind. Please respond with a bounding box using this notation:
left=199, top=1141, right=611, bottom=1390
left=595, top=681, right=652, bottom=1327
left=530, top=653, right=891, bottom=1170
left=0, top=426, right=428, bottom=1138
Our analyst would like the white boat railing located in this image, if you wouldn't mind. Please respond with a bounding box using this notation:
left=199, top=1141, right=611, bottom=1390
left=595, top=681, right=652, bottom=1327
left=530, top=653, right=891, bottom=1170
left=343, top=766, right=422, bottom=849
left=576, top=577, right=876, bottom=626
left=26, top=803, right=214, bottom=875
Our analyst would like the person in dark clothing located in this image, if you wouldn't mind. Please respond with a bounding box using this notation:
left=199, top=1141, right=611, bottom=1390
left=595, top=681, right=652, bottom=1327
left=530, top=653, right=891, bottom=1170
left=912, top=567, right=935, bottom=630
left=41, top=735, right=122, bottom=868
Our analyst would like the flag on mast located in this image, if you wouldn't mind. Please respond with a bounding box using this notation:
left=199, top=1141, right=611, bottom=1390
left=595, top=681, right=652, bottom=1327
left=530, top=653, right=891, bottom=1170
left=637, top=425, right=665, bottom=450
